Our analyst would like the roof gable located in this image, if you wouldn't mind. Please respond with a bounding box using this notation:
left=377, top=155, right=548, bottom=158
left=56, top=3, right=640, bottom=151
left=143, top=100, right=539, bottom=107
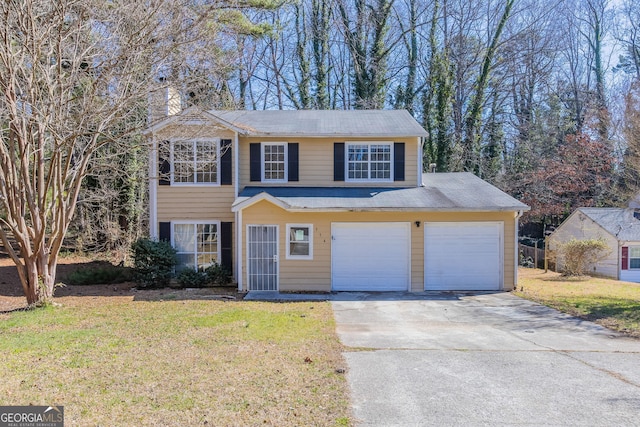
left=143, top=107, right=246, bottom=135
left=572, top=208, right=640, bottom=241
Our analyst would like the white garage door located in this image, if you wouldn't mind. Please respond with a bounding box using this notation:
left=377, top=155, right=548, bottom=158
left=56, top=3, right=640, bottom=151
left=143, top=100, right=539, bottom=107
left=425, top=222, right=502, bottom=291
left=332, top=222, right=411, bottom=291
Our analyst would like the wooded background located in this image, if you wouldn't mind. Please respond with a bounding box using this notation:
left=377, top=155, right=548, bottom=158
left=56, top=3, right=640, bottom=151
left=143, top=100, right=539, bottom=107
left=2, top=0, right=640, bottom=303
left=165, top=0, right=640, bottom=229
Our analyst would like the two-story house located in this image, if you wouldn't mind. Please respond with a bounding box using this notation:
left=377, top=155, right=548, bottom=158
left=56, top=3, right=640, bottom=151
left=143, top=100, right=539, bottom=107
left=145, top=103, right=529, bottom=293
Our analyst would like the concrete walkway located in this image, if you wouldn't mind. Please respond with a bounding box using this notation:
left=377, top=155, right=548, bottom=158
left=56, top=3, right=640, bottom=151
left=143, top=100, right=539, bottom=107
left=327, top=292, right=640, bottom=426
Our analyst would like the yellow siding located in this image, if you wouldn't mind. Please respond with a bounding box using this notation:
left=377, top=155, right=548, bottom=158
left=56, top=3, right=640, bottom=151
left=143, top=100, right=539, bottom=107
left=153, top=123, right=237, bottom=222
left=240, top=201, right=518, bottom=292
left=157, top=186, right=235, bottom=221
left=238, top=136, right=420, bottom=189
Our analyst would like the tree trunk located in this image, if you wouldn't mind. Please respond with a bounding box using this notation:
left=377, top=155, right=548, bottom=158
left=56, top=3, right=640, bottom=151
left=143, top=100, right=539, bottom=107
left=15, top=252, right=57, bottom=306
left=462, top=0, right=515, bottom=173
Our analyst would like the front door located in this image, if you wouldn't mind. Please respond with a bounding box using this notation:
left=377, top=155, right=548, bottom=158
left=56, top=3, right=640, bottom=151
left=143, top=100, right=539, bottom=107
left=247, top=225, right=279, bottom=291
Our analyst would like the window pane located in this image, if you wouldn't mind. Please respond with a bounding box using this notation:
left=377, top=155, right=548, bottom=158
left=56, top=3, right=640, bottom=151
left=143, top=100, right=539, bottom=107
left=370, top=144, right=391, bottom=179
left=172, top=141, right=217, bottom=184
left=288, top=226, right=310, bottom=257
left=176, top=254, right=195, bottom=272
left=174, top=224, right=195, bottom=253
left=347, top=144, right=391, bottom=180
left=263, top=144, right=285, bottom=180
left=175, top=223, right=218, bottom=271
left=290, top=242, right=309, bottom=256
left=173, top=141, right=195, bottom=183
left=196, top=141, right=217, bottom=183
left=630, top=247, right=640, bottom=258
left=631, top=259, right=640, bottom=269
left=290, top=227, right=309, bottom=242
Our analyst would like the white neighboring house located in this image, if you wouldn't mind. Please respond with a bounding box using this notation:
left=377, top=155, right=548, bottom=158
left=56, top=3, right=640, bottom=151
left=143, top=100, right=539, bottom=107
left=548, top=207, right=640, bottom=282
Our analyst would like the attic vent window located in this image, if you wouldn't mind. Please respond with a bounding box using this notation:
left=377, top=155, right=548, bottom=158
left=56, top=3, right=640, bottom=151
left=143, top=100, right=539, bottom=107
left=634, top=211, right=640, bottom=221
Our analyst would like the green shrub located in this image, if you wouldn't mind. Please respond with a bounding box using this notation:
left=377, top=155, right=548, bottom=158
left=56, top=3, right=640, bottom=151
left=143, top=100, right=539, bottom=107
left=66, top=262, right=133, bottom=286
left=176, top=268, right=208, bottom=288
left=131, top=238, right=177, bottom=288
left=205, top=263, right=232, bottom=286
left=558, top=238, right=609, bottom=277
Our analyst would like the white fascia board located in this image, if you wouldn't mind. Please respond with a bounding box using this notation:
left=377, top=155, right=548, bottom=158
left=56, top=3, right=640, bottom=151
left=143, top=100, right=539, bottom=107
left=143, top=107, right=248, bottom=136
left=231, top=192, right=291, bottom=212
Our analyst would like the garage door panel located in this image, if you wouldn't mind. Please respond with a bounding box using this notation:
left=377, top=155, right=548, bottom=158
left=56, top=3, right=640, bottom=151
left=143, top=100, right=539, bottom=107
left=425, top=222, right=502, bottom=291
left=332, top=223, right=410, bottom=291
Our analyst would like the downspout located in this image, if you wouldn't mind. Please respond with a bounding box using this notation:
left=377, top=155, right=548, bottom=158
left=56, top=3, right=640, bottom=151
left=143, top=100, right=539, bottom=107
left=618, top=241, right=622, bottom=280
left=237, top=209, right=243, bottom=291
left=418, top=137, right=424, bottom=186
left=514, top=210, right=523, bottom=290
left=149, top=134, right=158, bottom=240
left=234, top=131, right=243, bottom=291
left=234, top=131, right=239, bottom=198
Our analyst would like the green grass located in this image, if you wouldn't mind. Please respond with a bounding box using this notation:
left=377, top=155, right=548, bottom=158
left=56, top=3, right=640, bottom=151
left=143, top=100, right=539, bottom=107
left=0, top=298, right=352, bottom=426
left=515, top=268, right=640, bottom=337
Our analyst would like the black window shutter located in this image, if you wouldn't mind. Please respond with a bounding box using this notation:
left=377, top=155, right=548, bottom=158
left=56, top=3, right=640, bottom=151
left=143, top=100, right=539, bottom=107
left=288, top=143, right=299, bottom=182
left=221, top=139, right=232, bottom=185
left=334, top=143, right=345, bottom=181
left=158, top=141, right=171, bottom=186
left=394, top=142, right=405, bottom=181
left=250, top=143, right=261, bottom=182
left=159, top=222, right=171, bottom=242
left=221, top=222, right=233, bottom=273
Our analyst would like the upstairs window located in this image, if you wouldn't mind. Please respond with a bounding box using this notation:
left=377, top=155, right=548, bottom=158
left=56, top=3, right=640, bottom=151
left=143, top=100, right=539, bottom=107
left=171, top=139, right=219, bottom=184
left=346, top=143, right=392, bottom=181
left=262, top=143, right=287, bottom=182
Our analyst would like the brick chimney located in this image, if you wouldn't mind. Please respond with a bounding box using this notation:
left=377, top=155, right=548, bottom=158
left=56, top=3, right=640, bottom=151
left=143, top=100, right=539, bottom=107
left=148, top=82, right=181, bottom=124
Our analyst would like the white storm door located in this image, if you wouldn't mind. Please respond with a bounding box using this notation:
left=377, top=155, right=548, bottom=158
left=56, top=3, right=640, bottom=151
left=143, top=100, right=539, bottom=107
left=247, top=225, right=279, bottom=291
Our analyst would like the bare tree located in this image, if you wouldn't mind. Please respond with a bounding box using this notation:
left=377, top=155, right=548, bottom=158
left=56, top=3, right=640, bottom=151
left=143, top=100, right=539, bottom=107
left=338, top=0, right=394, bottom=109
left=0, top=0, right=269, bottom=305
left=462, top=0, right=516, bottom=173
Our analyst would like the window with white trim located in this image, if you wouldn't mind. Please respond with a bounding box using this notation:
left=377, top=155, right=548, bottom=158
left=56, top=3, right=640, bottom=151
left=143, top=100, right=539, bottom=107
left=346, top=143, right=392, bottom=181
left=173, top=222, right=219, bottom=271
left=262, top=143, right=287, bottom=182
left=286, top=224, right=313, bottom=260
left=172, top=139, right=219, bottom=184
left=630, top=247, right=640, bottom=269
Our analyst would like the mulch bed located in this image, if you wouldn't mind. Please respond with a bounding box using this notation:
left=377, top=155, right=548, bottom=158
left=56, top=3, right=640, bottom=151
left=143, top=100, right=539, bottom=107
left=0, top=255, right=244, bottom=313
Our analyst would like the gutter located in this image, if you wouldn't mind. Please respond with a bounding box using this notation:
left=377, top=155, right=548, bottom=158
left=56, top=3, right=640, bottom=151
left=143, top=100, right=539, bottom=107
left=514, top=210, right=523, bottom=289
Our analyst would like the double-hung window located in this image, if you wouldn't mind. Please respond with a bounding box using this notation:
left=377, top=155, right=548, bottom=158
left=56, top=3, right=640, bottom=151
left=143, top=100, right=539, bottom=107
left=286, top=224, right=313, bottom=260
left=346, top=143, right=392, bottom=181
left=172, top=139, right=219, bottom=184
left=262, top=143, right=287, bottom=182
left=630, top=247, right=640, bottom=269
left=173, top=222, right=219, bottom=271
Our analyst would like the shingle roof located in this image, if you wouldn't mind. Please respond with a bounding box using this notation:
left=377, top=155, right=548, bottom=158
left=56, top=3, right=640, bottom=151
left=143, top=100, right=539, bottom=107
left=208, top=109, right=428, bottom=137
left=233, top=172, right=529, bottom=212
left=576, top=207, right=640, bottom=241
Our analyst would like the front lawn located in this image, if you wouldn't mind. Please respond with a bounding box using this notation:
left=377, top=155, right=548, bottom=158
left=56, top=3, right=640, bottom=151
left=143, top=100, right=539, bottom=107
left=515, top=268, right=640, bottom=337
left=0, top=295, right=351, bottom=426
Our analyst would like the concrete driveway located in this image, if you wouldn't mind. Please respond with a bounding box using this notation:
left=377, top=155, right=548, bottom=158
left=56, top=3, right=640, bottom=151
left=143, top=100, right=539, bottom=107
left=331, top=292, right=640, bottom=426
